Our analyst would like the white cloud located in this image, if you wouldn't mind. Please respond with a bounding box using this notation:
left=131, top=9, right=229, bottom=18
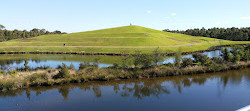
left=171, top=13, right=177, bottom=16
left=240, top=17, right=250, bottom=20
left=147, top=10, right=152, bottom=14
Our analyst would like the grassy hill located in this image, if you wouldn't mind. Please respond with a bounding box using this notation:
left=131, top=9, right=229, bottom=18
left=0, top=25, right=249, bottom=53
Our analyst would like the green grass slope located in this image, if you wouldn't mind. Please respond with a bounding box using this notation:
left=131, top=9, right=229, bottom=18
left=0, top=25, right=249, bottom=53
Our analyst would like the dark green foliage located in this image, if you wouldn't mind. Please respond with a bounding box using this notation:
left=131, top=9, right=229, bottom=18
left=79, top=62, right=91, bottom=70
left=152, top=47, right=164, bottom=65
left=69, top=63, right=74, bottom=69
left=53, top=63, right=70, bottom=79
left=112, top=63, right=119, bottom=69
left=133, top=51, right=153, bottom=68
left=164, top=27, right=250, bottom=41
left=121, top=55, right=131, bottom=69
left=174, top=49, right=182, bottom=67
left=221, top=48, right=232, bottom=62
left=0, top=24, right=5, bottom=30
left=192, top=53, right=210, bottom=66
left=29, top=73, right=48, bottom=83
left=0, top=24, right=66, bottom=42
left=211, top=57, right=224, bottom=64
left=181, top=58, right=193, bottom=68
left=246, top=44, right=250, bottom=50
left=79, top=63, right=85, bottom=70
left=232, top=55, right=241, bottom=63
left=242, top=50, right=250, bottom=61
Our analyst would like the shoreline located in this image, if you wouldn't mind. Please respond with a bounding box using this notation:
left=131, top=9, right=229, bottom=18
left=0, top=61, right=249, bottom=92
left=0, top=44, right=247, bottom=56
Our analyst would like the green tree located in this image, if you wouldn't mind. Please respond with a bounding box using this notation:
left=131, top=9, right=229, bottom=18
left=152, top=47, right=164, bottom=65
left=24, top=60, right=30, bottom=71
left=0, top=24, right=5, bottom=30
left=53, top=63, right=70, bottom=79
left=174, top=49, right=182, bottom=67
left=221, top=48, right=232, bottom=62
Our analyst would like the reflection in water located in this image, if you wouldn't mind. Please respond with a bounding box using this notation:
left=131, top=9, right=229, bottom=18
left=0, top=68, right=249, bottom=100
left=0, top=49, right=224, bottom=70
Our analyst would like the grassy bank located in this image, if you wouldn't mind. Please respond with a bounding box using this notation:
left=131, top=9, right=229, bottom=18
left=0, top=61, right=249, bottom=91
left=0, top=25, right=249, bottom=54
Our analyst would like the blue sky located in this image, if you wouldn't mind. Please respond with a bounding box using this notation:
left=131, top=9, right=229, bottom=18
left=1, top=0, right=250, bottom=33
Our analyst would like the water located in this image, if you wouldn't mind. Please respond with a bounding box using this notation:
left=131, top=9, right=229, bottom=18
left=0, top=50, right=223, bottom=70
left=0, top=68, right=249, bottom=111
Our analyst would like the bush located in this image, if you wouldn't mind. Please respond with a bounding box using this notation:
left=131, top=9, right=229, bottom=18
left=112, top=63, right=119, bottom=69
left=192, top=53, right=209, bottom=66
left=242, top=49, right=250, bottom=61
left=133, top=51, right=153, bottom=68
left=152, top=47, right=164, bottom=65
left=181, top=58, right=193, bottom=68
left=174, top=49, right=182, bottom=67
left=221, top=48, right=232, bottom=62
left=211, top=57, right=224, bottom=64
left=53, top=63, right=70, bottom=79
left=79, top=62, right=91, bottom=70
left=232, top=55, right=241, bottom=63
left=7, top=70, right=17, bottom=76
left=29, top=73, right=48, bottom=83
left=0, top=70, right=6, bottom=75
left=24, top=60, right=30, bottom=71
left=69, top=63, right=74, bottom=69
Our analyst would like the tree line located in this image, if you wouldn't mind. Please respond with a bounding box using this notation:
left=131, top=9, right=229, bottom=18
left=0, top=24, right=66, bottom=42
left=163, top=27, right=250, bottom=41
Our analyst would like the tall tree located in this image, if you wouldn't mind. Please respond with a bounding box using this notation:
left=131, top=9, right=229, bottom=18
left=0, top=24, right=5, bottom=30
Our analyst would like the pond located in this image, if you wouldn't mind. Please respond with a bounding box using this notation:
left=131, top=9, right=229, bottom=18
left=0, top=50, right=223, bottom=70
left=0, top=68, right=249, bottom=111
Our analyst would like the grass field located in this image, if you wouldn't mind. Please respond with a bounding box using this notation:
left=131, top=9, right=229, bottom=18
left=0, top=25, right=249, bottom=53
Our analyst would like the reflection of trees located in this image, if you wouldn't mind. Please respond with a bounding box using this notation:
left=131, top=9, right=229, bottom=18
left=119, top=80, right=170, bottom=99
left=58, top=87, right=69, bottom=100
left=92, top=86, right=102, bottom=97
left=0, top=59, right=45, bottom=69
left=0, top=68, right=249, bottom=100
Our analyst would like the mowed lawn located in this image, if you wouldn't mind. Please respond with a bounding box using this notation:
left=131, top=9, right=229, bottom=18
left=0, top=25, right=249, bottom=53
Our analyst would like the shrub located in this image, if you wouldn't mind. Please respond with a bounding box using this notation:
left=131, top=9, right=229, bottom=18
left=242, top=49, right=250, bottom=61
left=79, top=62, right=91, bottom=70
left=0, top=70, right=6, bottom=75
left=181, top=58, right=193, bottom=68
left=192, top=53, right=209, bottom=66
left=211, top=57, right=224, bottom=64
left=53, top=63, right=70, bottom=79
left=174, top=49, right=182, bottom=67
left=24, top=60, right=30, bottom=71
left=232, top=55, right=241, bottom=63
left=112, top=63, right=119, bottom=69
left=79, top=63, right=85, bottom=70
left=133, top=51, right=153, bottom=68
left=121, top=55, right=132, bottom=69
left=8, top=70, right=17, bottom=76
left=29, top=73, right=48, bottom=83
left=69, top=63, right=74, bottom=69
left=152, top=47, right=164, bottom=65
left=221, top=48, right=232, bottom=62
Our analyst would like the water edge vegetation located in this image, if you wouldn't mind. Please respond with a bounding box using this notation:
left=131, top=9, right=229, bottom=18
left=0, top=45, right=249, bottom=91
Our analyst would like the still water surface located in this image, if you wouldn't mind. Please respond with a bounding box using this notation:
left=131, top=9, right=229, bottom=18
left=0, top=68, right=249, bottom=111
left=0, top=50, right=222, bottom=70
